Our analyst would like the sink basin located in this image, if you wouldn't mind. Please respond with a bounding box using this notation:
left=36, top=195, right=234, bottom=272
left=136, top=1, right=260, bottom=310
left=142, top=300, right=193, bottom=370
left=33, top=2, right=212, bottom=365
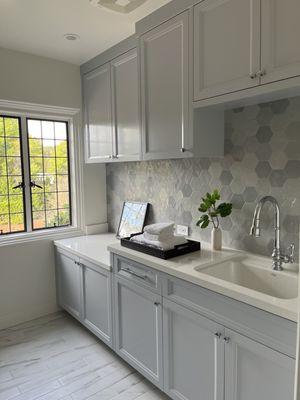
left=196, top=257, right=298, bottom=299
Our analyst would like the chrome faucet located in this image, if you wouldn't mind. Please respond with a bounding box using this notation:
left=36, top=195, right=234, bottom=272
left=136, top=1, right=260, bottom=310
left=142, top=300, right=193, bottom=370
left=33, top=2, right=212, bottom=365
left=250, top=196, right=295, bottom=271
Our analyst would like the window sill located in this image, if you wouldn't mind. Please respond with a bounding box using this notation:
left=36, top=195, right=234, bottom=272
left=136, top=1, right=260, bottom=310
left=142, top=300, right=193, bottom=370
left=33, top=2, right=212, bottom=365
left=0, top=226, right=85, bottom=247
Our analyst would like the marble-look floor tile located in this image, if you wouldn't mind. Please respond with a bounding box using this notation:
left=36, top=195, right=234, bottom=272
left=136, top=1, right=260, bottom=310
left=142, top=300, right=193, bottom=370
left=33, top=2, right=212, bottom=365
left=0, top=312, right=169, bottom=400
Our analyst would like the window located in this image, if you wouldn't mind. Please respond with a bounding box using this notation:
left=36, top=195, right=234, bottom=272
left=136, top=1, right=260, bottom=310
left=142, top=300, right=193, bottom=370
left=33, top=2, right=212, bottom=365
left=0, top=115, right=72, bottom=236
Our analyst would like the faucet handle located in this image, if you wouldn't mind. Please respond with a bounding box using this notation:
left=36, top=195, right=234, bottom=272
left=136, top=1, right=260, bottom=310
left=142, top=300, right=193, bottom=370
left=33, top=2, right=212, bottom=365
left=283, top=243, right=295, bottom=264
left=288, top=243, right=295, bottom=263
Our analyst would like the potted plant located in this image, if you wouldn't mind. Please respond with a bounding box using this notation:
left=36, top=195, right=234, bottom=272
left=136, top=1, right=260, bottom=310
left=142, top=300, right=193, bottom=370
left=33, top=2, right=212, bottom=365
left=197, top=190, right=232, bottom=250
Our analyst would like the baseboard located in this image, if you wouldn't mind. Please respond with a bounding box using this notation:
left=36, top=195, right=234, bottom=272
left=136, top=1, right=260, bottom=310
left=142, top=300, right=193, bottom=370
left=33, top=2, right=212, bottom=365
left=0, top=302, right=59, bottom=330
left=84, top=222, right=108, bottom=235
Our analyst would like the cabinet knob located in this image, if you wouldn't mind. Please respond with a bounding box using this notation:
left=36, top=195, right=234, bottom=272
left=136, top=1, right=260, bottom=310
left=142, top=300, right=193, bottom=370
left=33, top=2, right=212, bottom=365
left=214, top=332, right=222, bottom=339
left=257, top=69, right=266, bottom=77
left=180, top=147, right=186, bottom=153
left=223, top=336, right=230, bottom=344
left=154, top=302, right=161, bottom=307
left=249, top=72, right=257, bottom=79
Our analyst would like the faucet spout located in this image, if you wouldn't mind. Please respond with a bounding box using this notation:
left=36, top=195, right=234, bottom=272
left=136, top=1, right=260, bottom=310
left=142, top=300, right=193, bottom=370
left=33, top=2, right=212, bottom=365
left=250, top=196, right=283, bottom=271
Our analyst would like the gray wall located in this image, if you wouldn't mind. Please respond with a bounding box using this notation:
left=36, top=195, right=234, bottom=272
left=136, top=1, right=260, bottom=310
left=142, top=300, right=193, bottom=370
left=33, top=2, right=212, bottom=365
left=0, top=47, right=107, bottom=329
left=107, top=97, right=300, bottom=260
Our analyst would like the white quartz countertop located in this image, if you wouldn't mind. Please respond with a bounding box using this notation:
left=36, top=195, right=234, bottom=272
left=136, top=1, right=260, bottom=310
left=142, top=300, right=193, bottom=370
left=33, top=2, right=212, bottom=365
left=108, top=242, right=298, bottom=322
left=54, top=233, right=118, bottom=270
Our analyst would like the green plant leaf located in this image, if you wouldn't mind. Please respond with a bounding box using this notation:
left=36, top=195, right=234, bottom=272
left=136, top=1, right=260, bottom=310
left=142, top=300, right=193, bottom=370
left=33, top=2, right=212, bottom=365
left=197, top=214, right=210, bottom=229
left=198, top=203, right=208, bottom=212
left=217, top=202, right=233, bottom=218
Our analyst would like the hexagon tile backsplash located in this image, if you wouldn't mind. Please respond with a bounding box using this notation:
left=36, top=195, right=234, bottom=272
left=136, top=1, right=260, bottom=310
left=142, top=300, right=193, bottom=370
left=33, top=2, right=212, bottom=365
left=107, top=97, right=300, bottom=261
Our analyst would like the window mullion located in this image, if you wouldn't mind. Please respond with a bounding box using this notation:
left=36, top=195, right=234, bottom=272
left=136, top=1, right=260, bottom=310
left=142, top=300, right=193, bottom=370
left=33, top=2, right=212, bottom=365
left=20, top=116, right=32, bottom=232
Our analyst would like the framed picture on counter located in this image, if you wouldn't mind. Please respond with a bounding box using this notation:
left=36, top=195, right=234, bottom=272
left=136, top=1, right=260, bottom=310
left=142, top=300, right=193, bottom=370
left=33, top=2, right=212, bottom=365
left=117, top=201, right=149, bottom=238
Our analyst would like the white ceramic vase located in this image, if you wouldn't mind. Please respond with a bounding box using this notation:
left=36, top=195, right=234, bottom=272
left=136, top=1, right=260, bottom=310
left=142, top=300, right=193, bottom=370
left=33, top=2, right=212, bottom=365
left=211, top=227, right=222, bottom=250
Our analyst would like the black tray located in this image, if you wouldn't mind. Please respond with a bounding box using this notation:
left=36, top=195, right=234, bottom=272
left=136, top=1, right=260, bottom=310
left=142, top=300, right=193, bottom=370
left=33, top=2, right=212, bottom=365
left=120, top=234, right=201, bottom=260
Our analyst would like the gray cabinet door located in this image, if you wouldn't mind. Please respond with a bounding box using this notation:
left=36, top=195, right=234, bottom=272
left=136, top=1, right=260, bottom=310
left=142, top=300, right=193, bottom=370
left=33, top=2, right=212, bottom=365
left=194, top=0, right=260, bottom=101
left=83, top=63, right=113, bottom=163
left=163, top=299, right=224, bottom=400
left=225, top=328, right=295, bottom=400
left=140, top=11, right=191, bottom=160
left=261, top=0, right=300, bottom=84
left=111, top=49, right=141, bottom=161
left=82, top=261, right=113, bottom=347
left=114, top=276, right=163, bottom=388
left=56, top=250, right=82, bottom=320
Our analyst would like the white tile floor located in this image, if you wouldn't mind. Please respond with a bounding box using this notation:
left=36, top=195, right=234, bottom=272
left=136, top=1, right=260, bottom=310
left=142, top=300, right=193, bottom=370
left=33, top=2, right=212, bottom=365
left=0, top=312, right=169, bottom=400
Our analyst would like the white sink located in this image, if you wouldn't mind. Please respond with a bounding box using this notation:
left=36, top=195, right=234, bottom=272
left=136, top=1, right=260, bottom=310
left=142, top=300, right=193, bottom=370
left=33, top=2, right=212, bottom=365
left=195, top=256, right=298, bottom=300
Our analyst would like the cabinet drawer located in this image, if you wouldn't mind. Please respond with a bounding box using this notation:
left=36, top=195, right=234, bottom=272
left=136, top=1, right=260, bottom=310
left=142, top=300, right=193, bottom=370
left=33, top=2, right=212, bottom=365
left=113, top=255, right=161, bottom=293
left=163, top=275, right=297, bottom=358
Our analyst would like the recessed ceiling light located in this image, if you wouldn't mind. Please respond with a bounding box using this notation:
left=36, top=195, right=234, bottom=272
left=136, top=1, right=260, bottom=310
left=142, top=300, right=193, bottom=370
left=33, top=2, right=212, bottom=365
left=64, top=33, right=80, bottom=41
left=89, top=0, right=148, bottom=14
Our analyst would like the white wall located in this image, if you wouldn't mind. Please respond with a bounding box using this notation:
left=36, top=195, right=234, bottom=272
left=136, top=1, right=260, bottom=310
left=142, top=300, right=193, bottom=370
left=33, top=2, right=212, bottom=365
left=0, top=47, right=107, bottom=329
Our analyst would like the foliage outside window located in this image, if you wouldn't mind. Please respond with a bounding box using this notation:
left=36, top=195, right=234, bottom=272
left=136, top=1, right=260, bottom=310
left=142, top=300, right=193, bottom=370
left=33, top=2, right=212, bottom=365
left=0, top=115, right=72, bottom=236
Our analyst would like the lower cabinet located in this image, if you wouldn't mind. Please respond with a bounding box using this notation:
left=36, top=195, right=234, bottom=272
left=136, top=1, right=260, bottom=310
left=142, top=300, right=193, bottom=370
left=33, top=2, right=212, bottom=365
left=56, top=250, right=295, bottom=400
left=55, top=248, right=113, bottom=347
left=163, top=297, right=295, bottom=400
left=113, top=276, right=163, bottom=388
left=56, top=250, right=82, bottom=320
left=163, top=299, right=225, bottom=400
left=225, top=329, right=295, bottom=400
left=81, top=260, right=112, bottom=347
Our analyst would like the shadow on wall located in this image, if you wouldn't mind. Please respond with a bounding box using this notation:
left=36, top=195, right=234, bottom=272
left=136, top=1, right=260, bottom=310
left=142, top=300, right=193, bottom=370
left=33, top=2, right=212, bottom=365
left=107, top=96, right=300, bottom=261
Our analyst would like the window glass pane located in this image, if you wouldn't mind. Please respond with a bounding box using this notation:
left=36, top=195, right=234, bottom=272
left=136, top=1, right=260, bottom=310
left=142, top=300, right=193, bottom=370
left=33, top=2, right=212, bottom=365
left=44, top=158, right=56, bottom=174
left=29, top=138, right=43, bottom=156
left=7, top=157, right=22, bottom=175
left=0, top=196, right=9, bottom=214
left=4, top=118, right=20, bottom=137
left=0, top=215, right=9, bottom=234
left=0, top=177, right=8, bottom=195
left=0, top=120, right=4, bottom=137
left=32, top=211, right=46, bottom=230
left=6, top=138, right=21, bottom=156
left=46, top=210, right=58, bottom=228
left=10, top=213, right=24, bottom=232
left=54, top=122, right=67, bottom=140
left=29, top=158, right=43, bottom=175
left=0, top=138, right=5, bottom=156
left=0, top=157, right=7, bottom=175
left=59, top=209, right=70, bottom=226
left=57, top=175, right=69, bottom=191
left=28, top=119, right=41, bottom=138
left=42, top=121, right=55, bottom=139
left=55, top=140, right=68, bottom=157
left=45, top=192, right=57, bottom=210
left=27, top=118, right=71, bottom=231
left=43, top=140, right=55, bottom=157
left=56, top=158, right=68, bottom=174
left=0, top=116, right=25, bottom=236
left=9, top=195, right=24, bottom=213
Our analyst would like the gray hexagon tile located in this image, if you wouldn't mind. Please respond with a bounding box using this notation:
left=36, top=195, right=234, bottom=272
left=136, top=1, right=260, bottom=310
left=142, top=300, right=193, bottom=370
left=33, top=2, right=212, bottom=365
left=269, top=169, right=287, bottom=187
left=255, top=161, right=272, bottom=178
left=256, top=126, right=274, bottom=143
left=220, top=170, right=233, bottom=185
left=107, top=95, right=300, bottom=261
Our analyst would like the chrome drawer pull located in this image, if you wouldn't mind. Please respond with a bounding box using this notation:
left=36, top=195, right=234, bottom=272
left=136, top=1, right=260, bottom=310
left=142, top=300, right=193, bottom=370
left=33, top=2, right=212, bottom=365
left=120, top=267, right=148, bottom=280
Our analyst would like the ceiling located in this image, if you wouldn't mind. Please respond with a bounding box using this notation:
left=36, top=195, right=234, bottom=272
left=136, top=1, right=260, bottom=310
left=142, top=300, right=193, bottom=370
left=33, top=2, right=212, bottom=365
left=0, top=0, right=172, bottom=65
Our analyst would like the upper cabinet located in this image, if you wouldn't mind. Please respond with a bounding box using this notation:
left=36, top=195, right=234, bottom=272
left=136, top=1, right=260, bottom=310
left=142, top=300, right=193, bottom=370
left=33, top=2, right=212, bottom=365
left=261, top=0, right=300, bottom=84
left=83, top=46, right=141, bottom=163
left=140, top=11, right=191, bottom=160
left=194, top=0, right=260, bottom=100
left=83, top=63, right=113, bottom=162
left=111, top=49, right=141, bottom=161
left=194, top=0, right=300, bottom=103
